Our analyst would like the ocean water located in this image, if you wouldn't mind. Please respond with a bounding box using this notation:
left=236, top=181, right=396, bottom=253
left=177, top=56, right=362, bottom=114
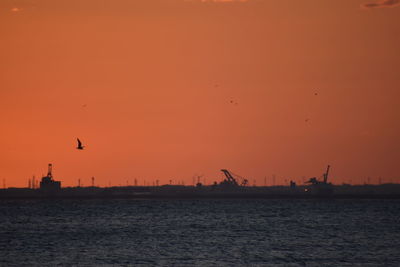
left=0, top=199, right=399, bottom=266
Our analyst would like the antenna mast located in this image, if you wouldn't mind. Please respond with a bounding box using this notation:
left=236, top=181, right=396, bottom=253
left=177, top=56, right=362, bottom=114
left=47, top=164, right=53, bottom=178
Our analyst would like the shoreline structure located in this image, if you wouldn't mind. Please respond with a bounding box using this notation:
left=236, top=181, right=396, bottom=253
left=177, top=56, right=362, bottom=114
left=1, top=164, right=400, bottom=200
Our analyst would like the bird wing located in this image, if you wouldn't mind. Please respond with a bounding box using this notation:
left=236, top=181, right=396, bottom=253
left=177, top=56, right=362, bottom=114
left=77, top=138, right=82, bottom=147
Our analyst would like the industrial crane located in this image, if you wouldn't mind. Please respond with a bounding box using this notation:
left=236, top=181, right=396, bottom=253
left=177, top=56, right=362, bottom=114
left=306, top=165, right=331, bottom=185
left=305, top=165, right=333, bottom=195
left=220, top=169, right=248, bottom=187
left=323, top=165, right=330, bottom=184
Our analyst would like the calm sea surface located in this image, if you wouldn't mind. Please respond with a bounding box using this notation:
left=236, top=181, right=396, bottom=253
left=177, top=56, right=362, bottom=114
left=0, top=199, right=399, bottom=266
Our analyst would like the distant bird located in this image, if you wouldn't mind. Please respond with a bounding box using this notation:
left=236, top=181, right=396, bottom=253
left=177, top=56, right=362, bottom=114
left=229, top=99, right=239, bottom=105
left=314, top=92, right=318, bottom=96
left=76, top=138, right=85, bottom=150
left=305, top=119, right=309, bottom=122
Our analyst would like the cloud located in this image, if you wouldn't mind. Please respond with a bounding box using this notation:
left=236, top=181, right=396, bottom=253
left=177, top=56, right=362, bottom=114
left=361, top=0, right=400, bottom=9
left=203, top=0, right=247, bottom=1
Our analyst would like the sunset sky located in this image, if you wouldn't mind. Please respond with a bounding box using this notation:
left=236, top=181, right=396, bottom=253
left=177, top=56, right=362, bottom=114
left=1, top=0, right=399, bottom=187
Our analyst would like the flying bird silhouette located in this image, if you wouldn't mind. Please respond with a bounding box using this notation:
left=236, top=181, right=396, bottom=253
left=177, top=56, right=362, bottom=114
left=76, top=138, right=84, bottom=150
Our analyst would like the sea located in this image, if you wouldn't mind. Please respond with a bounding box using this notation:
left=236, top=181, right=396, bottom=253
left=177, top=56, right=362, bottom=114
left=0, top=199, right=399, bottom=266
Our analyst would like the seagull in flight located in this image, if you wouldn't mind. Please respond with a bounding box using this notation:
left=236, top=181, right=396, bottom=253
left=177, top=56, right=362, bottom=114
left=76, top=138, right=85, bottom=150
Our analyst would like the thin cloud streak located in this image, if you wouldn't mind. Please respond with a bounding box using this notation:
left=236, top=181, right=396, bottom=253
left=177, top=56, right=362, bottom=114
left=185, top=0, right=248, bottom=2
left=361, top=0, right=400, bottom=9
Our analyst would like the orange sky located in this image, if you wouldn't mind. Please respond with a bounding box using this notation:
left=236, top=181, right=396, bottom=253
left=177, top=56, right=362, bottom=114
left=1, top=0, right=399, bottom=187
